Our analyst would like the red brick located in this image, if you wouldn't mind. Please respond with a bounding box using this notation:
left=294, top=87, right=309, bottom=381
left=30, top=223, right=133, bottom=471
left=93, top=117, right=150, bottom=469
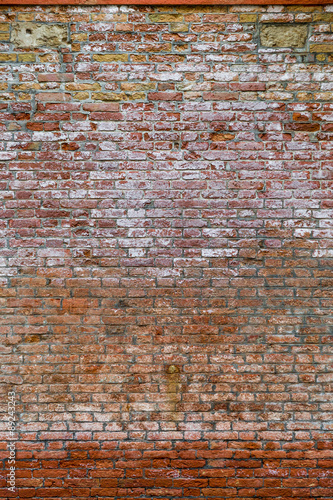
left=1, top=4, right=331, bottom=500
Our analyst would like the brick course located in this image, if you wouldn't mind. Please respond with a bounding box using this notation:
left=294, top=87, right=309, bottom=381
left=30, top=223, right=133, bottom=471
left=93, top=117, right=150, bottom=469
left=1, top=4, right=333, bottom=499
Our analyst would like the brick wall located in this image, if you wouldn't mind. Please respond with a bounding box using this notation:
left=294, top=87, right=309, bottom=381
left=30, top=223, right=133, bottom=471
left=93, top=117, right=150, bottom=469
left=1, top=4, right=333, bottom=499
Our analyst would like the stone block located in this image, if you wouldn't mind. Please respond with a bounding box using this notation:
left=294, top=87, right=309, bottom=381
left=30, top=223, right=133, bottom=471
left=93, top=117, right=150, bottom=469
left=11, top=22, right=68, bottom=48
left=260, top=24, right=308, bottom=48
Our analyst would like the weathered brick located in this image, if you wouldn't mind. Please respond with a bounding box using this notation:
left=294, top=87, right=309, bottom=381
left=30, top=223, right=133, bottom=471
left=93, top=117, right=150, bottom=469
left=0, top=4, right=332, bottom=500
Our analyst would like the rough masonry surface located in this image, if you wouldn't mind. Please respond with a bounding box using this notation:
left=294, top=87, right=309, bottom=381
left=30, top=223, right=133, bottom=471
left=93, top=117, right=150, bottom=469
left=0, top=4, right=333, bottom=499
left=259, top=24, right=308, bottom=47
left=11, top=22, right=68, bottom=49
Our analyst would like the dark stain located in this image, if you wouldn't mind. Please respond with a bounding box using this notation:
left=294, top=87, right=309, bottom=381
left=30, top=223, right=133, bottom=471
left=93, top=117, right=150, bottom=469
left=117, top=299, right=129, bottom=308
